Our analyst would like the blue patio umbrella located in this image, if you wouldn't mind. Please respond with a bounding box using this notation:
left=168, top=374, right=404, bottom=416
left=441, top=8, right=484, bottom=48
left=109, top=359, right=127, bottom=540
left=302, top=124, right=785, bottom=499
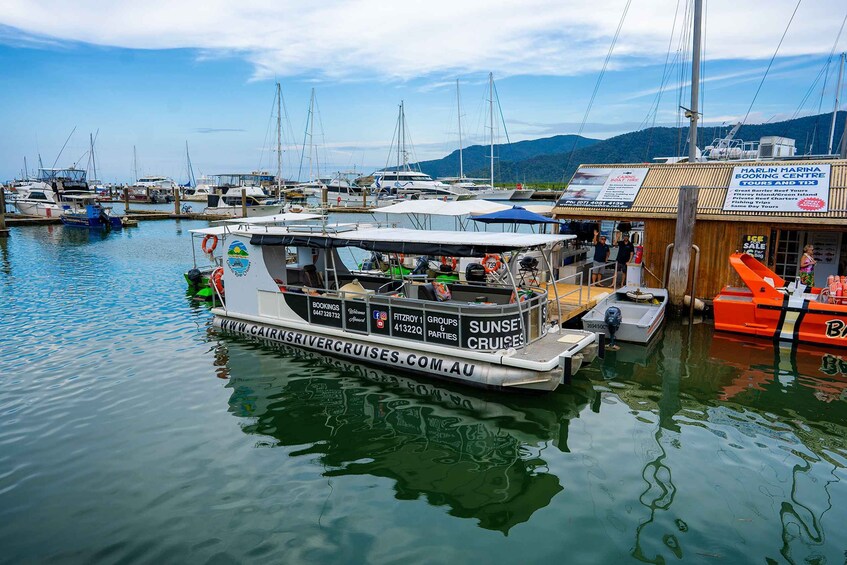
left=470, top=206, right=558, bottom=232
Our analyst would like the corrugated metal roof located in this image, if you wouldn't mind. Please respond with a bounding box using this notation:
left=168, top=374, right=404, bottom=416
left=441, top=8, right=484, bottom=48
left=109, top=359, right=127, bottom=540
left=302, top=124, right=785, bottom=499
left=552, top=160, right=847, bottom=223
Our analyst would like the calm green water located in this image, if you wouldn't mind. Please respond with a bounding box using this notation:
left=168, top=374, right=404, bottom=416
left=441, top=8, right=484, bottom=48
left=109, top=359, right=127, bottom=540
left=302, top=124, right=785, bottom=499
left=1, top=221, right=847, bottom=564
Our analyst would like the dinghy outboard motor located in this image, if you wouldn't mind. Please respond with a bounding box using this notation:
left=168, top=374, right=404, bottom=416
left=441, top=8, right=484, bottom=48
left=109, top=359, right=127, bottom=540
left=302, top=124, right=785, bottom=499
left=604, top=306, right=622, bottom=348
left=186, top=268, right=203, bottom=286
left=411, top=256, right=430, bottom=276
left=466, top=263, right=486, bottom=283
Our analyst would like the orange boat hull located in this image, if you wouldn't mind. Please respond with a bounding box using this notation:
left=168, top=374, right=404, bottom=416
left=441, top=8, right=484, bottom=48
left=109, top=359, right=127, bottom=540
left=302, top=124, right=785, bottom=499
left=714, top=253, right=847, bottom=348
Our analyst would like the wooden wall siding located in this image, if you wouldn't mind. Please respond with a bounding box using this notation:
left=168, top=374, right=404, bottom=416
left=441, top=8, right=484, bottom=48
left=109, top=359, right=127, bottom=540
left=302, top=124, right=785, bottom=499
left=552, top=159, right=847, bottom=222
left=641, top=219, right=847, bottom=298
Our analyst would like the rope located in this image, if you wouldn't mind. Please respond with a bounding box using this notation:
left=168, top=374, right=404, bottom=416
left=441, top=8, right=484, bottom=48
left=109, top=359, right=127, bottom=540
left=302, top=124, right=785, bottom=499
left=738, top=0, right=803, bottom=132
left=562, top=0, right=632, bottom=182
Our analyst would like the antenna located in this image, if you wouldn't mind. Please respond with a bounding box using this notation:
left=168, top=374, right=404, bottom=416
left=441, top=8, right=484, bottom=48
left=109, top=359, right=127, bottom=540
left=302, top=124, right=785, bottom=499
left=52, top=126, right=77, bottom=169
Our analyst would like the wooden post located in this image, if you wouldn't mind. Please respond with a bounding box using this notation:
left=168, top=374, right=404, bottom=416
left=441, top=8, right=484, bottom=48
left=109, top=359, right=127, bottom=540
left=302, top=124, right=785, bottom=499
left=241, top=188, right=247, bottom=218
left=668, top=185, right=699, bottom=314
left=124, top=186, right=130, bottom=214
left=173, top=187, right=181, bottom=215
left=362, top=187, right=367, bottom=208
left=321, top=187, right=328, bottom=208
left=145, top=187, right=150, bottom=203
left=0, top=188, right=9, bottom=237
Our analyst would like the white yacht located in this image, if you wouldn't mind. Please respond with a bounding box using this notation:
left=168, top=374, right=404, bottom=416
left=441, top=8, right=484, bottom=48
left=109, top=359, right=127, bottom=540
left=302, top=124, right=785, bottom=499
left=203, top=185, right=286, bottom=218
left=183, top=176, right=217, bottom=201
left=442, top=178, right=516, bottom=200
left=370, top=170, right=473, bottom=201
left=135, top=176, right=178, bottom=191
left=14, top=168, right=92, bottom=218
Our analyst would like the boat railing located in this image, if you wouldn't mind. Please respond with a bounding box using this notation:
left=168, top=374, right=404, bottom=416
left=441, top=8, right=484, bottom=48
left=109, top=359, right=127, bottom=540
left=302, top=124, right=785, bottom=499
left=257, top=282, right=550, bottom=352
left=588, top=261, right=619, bottom=293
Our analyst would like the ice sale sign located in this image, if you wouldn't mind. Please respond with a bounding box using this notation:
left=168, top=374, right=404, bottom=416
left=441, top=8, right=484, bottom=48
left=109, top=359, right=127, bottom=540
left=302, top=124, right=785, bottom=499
left=723, top=164, right=831, bottom=213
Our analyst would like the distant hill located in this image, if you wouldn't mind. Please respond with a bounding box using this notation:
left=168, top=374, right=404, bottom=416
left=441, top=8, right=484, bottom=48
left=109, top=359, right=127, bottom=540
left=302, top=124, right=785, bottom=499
left=414, top=134, right=599, bottom=179
left=446, top=111, right=847, bottom=184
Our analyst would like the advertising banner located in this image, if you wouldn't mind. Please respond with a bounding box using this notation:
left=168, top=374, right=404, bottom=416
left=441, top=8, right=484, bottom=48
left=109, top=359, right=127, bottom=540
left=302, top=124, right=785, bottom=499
left=723, top=164, right=831, bottom=212
left=558, top=167, right=649, bottom=209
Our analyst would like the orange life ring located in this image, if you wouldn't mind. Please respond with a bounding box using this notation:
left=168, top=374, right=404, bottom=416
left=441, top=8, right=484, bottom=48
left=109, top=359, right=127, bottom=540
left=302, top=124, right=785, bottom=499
left=202, top=234, right=218, bottom=254
left=441, top=256, right=458, bottom=270
left=210, top=267, right=224, bottom=295
left=483, top=254, right=502, bottom=274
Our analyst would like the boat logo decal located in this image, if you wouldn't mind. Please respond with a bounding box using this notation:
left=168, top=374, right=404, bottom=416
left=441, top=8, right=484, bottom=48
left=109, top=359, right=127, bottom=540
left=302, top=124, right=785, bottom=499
left=373, top=310, right=388, bottom=329
left=227, top=240, right=251, bottom=277
left=824, top=319, right=847, bottom=339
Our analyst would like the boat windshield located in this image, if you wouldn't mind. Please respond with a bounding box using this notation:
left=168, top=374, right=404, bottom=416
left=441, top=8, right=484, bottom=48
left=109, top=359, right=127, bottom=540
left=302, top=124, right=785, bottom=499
left=36, top=168, right=86, bottom=182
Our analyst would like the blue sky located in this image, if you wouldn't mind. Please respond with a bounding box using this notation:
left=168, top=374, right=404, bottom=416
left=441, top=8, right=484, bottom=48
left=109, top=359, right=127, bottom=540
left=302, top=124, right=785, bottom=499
left=1, top=0, right=846, bottom=183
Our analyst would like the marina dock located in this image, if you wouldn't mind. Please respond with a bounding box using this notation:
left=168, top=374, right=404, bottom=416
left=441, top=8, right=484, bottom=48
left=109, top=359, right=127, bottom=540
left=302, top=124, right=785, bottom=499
left=543, top=282, right=610, bottom=323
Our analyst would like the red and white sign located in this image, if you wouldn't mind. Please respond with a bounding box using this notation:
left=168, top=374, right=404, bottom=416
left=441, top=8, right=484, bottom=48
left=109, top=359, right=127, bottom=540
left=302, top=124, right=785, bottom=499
left=724, top=164, right=831, bottom=213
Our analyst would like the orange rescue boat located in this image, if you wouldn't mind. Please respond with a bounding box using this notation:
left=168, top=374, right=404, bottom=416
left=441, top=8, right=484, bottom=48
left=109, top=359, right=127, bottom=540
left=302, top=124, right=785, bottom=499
left=713, top=253, right=847, bottom=347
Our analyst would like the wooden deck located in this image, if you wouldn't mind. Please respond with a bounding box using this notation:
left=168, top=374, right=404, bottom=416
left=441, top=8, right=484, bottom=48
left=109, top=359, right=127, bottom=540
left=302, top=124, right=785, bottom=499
left=542, top=282, right=612, bottom=323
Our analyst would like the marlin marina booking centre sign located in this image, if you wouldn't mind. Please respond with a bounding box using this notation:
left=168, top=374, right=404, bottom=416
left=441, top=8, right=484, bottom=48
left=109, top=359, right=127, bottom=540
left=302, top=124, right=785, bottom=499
left=723, top=164, right=831, bottom=213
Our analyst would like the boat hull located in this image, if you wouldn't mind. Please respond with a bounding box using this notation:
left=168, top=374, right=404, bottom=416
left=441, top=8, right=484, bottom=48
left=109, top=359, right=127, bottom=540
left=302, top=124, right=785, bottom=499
left=213, top=314, right=594, bottom=392
left=510, top=190, right=536, bottom=200
left=15, top=200, right=62, bottom=217
left=713, top=253, right=847, bottom=348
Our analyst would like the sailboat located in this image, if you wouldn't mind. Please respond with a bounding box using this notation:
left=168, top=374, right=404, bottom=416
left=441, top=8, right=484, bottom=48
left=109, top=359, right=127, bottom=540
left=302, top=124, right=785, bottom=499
left=441, top=76, right=517, bottom=200
left=368, top=101, right=473, bottom=201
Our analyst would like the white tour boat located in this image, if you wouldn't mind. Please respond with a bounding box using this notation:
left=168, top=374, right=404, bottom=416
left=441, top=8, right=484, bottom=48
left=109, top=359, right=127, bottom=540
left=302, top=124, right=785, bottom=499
left=207, top=223, right=602, bottom=392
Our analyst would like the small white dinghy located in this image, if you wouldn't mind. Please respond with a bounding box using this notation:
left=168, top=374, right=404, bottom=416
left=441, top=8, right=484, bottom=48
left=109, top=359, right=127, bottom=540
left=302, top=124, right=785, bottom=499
left=581, top=286, right=668, bottom=344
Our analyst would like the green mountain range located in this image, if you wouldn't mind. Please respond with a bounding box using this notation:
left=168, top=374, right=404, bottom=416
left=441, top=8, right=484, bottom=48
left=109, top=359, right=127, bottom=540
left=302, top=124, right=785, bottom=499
left=414, top=111, right=847, bottom=184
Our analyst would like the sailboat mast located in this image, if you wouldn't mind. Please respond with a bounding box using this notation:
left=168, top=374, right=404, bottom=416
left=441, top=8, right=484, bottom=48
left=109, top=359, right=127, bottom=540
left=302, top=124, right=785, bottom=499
left=90, top=133, right=97, bottom=182
left=309, top=88, right=315, bottom=182
left=276, top=82, right=282, bottom=198
left=23, top=156, right=27, bottom=180
left=396, top=102, right=402, bottom=172
left=133, top=145, right=138, bottom=184
left=401, top=101, right=407, bottom=170
left=457, top=79, right=464, bottom=179
left=688, top=0, right=702, bottom=161
left=185, top=141, right=195, bottom=187
left=489, top=72, right=494, bottom=187
left=828, top=53, right=845, bottom=155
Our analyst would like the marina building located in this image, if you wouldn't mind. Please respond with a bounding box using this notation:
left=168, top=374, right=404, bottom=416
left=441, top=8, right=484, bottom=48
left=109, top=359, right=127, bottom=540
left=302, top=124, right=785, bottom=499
left=552, top=159, right=847, bottom=299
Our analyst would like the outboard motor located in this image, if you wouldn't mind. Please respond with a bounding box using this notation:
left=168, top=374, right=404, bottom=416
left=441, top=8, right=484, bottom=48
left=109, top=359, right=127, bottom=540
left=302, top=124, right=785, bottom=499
left=412, top=256, right=430, bottom=276
left=186, top=268, right=203, bottom=286
left=604, top=306, right=622, bottom=348
left=466, top=262, right=486, bottom=283
left=360, top=252, right=377, bottom=270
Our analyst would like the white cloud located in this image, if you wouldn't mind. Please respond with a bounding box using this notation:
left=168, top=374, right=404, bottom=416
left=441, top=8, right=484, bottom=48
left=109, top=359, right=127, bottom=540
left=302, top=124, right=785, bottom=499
left=1, top=1, right=845, bottom=81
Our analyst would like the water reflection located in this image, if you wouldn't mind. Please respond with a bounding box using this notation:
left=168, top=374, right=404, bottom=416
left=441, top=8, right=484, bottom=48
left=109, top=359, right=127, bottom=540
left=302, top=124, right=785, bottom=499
left=601, top=324, right=847, bottom=563
left=218, top=336, right=594, bottom=534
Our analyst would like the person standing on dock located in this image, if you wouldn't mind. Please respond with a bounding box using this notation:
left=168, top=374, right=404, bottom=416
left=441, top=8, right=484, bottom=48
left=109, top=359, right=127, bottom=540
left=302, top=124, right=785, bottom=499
left=615, top=233, right=635, bottom=287
left=592, top=230, right=610, bottom=285
left=799, top=244, right=816, bottom=288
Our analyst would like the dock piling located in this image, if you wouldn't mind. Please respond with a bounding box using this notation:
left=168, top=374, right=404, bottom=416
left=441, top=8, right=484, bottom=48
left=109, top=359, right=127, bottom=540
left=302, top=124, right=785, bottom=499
left=241, top=189, right=247, bottom=218
left=0, top=188, right=10, bottom=237
left=667, top=185, right=699, bottom=315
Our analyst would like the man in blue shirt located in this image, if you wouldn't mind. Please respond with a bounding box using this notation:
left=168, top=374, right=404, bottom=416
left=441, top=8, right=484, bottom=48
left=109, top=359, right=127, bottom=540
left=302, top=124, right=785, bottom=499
left=615, top=234, right=635, bottom=286
left=592, top=231, right=610, bottom=285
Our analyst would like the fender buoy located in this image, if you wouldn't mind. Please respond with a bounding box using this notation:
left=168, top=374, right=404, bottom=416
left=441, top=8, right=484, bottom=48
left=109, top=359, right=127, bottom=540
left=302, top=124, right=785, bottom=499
left=441, top=256, right=458, bottom=270
left=483, top=254, right=502, bottom=274
left=210, top=267, right=224, bottom=295
left=202, top=234, right=218, bottom=254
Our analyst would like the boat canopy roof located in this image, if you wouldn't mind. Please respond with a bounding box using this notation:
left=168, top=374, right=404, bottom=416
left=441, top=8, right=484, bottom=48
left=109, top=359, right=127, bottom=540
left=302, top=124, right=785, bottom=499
left=249, top=227, right=574, bottom=256
left=36, top=168, right=86, bottom=182
left=377, top=199, right=510, bottom=217
left=220, top=212, right=323, bottom=225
